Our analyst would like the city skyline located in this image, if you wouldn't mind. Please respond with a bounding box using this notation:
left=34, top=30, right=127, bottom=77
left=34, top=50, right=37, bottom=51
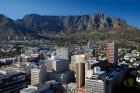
left=0, top=1, right=140, bottom=93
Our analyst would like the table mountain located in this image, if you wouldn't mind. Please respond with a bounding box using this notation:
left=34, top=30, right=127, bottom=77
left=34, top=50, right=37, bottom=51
left=0, top=13, right=138, bottom=39
left=16, top=14, right=127, bottom=33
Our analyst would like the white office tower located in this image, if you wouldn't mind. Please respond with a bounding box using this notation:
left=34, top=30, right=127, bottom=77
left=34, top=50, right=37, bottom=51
left=55, top=47, right=69, bottom=60
left=31, top=66, right=46, bottom=85
left=85, top=67, right=106, bottom=93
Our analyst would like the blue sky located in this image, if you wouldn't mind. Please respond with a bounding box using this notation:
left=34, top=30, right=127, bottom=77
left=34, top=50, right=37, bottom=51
left=0, top=0, right=139, bottom=28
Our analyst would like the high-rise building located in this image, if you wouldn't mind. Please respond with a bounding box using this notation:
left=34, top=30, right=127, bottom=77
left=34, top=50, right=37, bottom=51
left=70, top=54, right=86, bottom=88
left=52, top=59, right=69, bottom=73
left=55, top=47, right=69, bottom=60
left=31, top=66, right=46, bottom=85
left=46, top=59, right=53, bottom=72
left=47, top=59, right=73, bottom=84
left=105, top=42, right=118, bottom=66
left=74, top=62, right=85, bottom=93
left=70, top=54, right=85, bottom=72
left=75, top=63, right=85, bottom=88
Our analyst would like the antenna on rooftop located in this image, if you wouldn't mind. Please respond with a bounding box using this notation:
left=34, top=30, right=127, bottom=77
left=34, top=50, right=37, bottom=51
left=112, top=29, right=116, bottom=43
left=24, top=36, right=26, bottom=40
left=8, top=36, right=10, bottom=41
left=16, top=36, right=18, bottom=40
left=87, top=40, right=91, bottom=60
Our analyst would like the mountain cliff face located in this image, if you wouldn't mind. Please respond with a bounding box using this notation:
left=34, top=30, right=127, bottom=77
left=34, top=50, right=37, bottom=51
left=0, top=14, right=18, bottom=36
left=0, top=14, right=33, bottom=38
left=16, top=14, right=127, bottom=33
left=0, top=13, right=137, bottom=39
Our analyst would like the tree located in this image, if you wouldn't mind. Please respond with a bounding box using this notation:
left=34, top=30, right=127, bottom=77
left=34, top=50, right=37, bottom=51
left=124, top=78, right=134, bottom=88
left=130, top=70, right=138, bottom=78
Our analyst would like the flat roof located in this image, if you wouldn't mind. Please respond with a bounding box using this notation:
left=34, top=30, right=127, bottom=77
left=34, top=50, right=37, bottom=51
left=20, top=87, right=37, bottom=92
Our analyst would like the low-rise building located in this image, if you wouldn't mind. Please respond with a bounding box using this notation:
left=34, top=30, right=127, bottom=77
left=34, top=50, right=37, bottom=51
left=0, top=69, right=26, bottom=93
left=85, top=67, right=106, bottom=93
left=20, top=81, right=54, bottom=93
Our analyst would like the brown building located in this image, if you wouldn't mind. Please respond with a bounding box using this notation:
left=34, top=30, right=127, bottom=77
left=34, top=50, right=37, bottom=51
left=105, top=42, right=118, bottom=66
left=75, top=63, right=85, bottom=88
left=70, top=54, right=86, bottom=86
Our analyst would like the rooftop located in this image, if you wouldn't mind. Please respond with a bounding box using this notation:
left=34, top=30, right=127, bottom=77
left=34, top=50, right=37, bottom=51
left=20, top=87, right=37, bottom=93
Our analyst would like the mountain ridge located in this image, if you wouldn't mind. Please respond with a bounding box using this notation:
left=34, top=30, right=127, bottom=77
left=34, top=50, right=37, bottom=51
left=0, top=13, right=139, bottom=40
left=16, top=13, right=127, bottom=32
